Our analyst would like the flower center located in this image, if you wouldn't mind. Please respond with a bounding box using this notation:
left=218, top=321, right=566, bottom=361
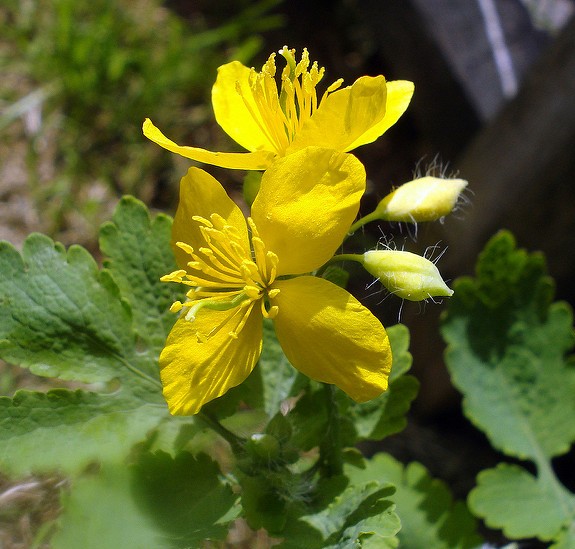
left=161, top=214, right=279, bottom=341
left=238, top=46, right=343, bottom=156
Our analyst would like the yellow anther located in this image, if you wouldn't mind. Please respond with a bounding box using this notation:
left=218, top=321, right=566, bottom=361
left=160, top=269, right=187, bottom=283
left=261, top=300, right=279, bottom=319
left=177, top=242, right=195, bottom=257
left=266, top=305, right=279, bottom=319
left=244, top=285, right=262, bottom=299
left=326, top=78, right=344, bottom=93
left=268, top=288, right=280, bottom=299
left=169, top=301, right=184, bottom=313
left=192, top=215, right=213, bottom=227
left=209, top=213, right=228, bottom=230
left=262, top=52, right=277, bottom=77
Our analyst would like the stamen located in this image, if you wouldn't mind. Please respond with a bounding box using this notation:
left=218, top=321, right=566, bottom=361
left=183, top=274, right=244, bottom=289
left=267, top=252, right=279, bottom=284
left=265, top=305, right=279, bottom=319
left=261, top=299, right=279, bottom=320
left=189, top=252, right=244, bottom=284
left=198, top=247, right=239, bottom=276
left=252, top=237, right=268, bottom=280
left=191, top=215, right=213, bottom=227
left=160, top=269, right=187, bottom=283
left=242, top=47, right=333, bottom=155
left=229, top=301, right=257, bottom=339
left=176, top=242, right=195, bottom=256
left=244, top=285, right=262, bottom=299
left=162, top=200, right=282, bottom=345
left=205, top=300, right=250, bottom=340
left=238, top=76, right=285, bottom=154
left=192, top=289, right=241, bottom=299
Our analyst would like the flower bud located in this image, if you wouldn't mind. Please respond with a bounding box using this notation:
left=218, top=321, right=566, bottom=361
left=246, top=433, right=281, bottom=461
left=362, top=250, right=453, bottom=301
left=375, top=176, right=467, bottom=222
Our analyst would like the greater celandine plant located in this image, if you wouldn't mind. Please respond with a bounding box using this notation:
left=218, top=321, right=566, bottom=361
left=147, top=46, right=464, bottom=416
left=0, top=46, right=503, bottom=548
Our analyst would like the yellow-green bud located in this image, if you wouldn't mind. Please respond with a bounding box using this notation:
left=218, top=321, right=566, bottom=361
left=375, top=176, right=467, bottom=222
left=362, top=250, right=453, bottom=301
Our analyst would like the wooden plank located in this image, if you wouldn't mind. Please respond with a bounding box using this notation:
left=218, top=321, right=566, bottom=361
left=443, top=16, right=575, bottom=297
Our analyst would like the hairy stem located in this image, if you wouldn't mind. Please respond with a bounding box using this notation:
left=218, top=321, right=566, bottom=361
left=319, top=383, right=343, bottom=477
left=197, top=411, right=244, bottom=454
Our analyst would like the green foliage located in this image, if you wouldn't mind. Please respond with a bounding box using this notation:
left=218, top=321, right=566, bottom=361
left=442, top=230, right=575, bottom=543
left=346, top=453, right=481, bottom=548
left=278, top=479, right=400, bottom=548
left=51, top=452, right=237, bottom=549
left=230, top=323, right=418, bottom=544
left=258, top=319, right=304, bottom=417
left=342, top=324, right=419, bottom=443
left=0, top=194, right=430, bottom=546
left=99, top=196, right=179, bottom=353
left=469, top=464, right=573, bottom=540
left=0, top=197, right=178, bottom=475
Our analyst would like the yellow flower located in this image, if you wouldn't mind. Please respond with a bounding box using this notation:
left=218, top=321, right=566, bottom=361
left=160, top=147, right=392, bottom=415
left=144, top=46, right=414, bottom=171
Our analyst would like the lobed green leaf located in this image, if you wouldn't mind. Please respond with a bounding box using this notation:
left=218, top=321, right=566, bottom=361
left=0, top=389, right=165, bottom=475
left=442, top=231, right=575, bottom=461
left=278, top=478, right=399, bottom=548
left=0, top=235, right=135, bottom=383
left=346, top=453, right=481, bottom=549
left=469, top=463, right=575, bottom=541
left=51, top=452, right=237, bottom=549
left=99, top=196, right=179, bottom=356
left=442, top=231, right=575, bottom=543
left=0, top=197, right=178, bottom=475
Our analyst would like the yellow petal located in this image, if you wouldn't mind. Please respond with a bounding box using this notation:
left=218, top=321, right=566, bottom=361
left=251, top=147, right=365, bottom=275
left=212, top=61, right=278, bottom=154
left=160, top=306, right=263, bottom=415
left=287, top=76, right=387, bottom=153
left=271, top=277, right=391, bottom=402
left=172, top=167, right=249, bottom=269
left=345, top=80, right=414, bottom=151
left=143, top=118, right=274, bottom=170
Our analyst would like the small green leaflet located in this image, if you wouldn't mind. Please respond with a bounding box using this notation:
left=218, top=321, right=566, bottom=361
left=277, top=477, right=399, bottom=548
left=346, top=453, right=481, bottom=548
left=0, top=197, right=180, bottom=475
left=442, top=231, right=575, bottom=542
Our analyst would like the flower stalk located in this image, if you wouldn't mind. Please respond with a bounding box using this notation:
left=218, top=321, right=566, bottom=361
left=319, top=384, right=343, bottom=477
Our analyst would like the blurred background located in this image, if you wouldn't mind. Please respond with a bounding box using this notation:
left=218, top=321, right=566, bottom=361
left=1, top=0, right=574, bottom=546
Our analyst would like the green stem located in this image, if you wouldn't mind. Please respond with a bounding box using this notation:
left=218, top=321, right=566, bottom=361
left=319, top=384, right=343, bottom=477
left=324, top=253, right=364, bottom=267
left=197, top=411, right=244, bottom=454
left=348, top=211, right=382, bottom=234
left=533, top=450, right=575, bottom=518
left=315, top=253, right=363, bottom=279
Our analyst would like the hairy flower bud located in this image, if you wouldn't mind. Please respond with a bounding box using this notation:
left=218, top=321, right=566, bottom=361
left=375, top=176, right=467, bottom=222
left=362, top=250, right=453, bottom=301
